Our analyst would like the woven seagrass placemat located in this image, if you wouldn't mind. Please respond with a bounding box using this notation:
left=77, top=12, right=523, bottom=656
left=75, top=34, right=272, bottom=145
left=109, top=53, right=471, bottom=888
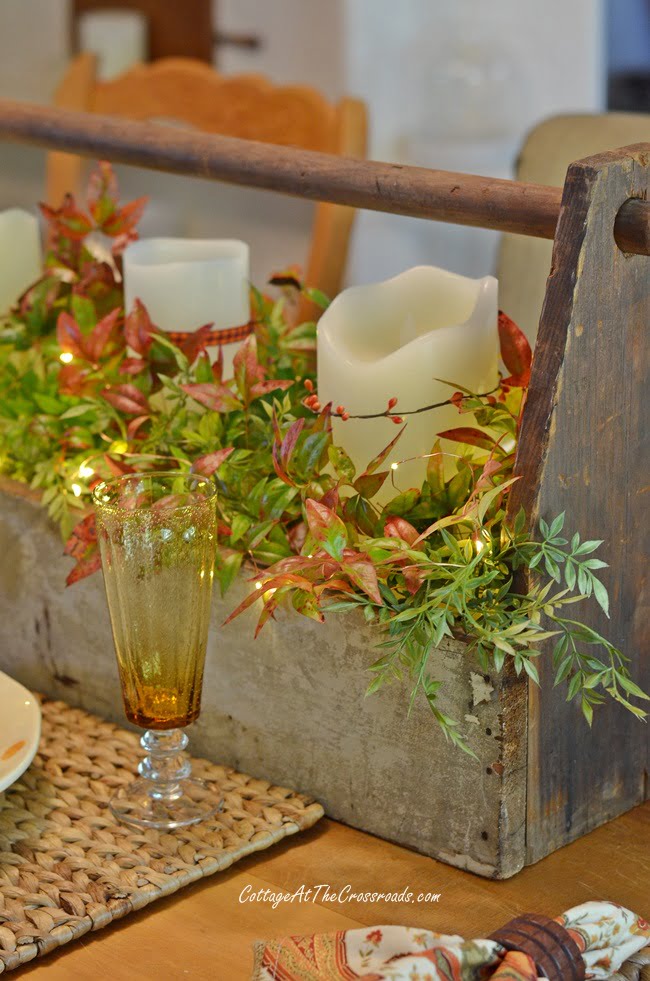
left=0, top=697, right=324, bottom=973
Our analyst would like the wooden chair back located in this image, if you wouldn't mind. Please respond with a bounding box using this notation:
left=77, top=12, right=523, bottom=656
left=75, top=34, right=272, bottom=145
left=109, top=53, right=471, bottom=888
left=47, top=54, right=368, bottom=300
left=497, top=112, right=650, bottom=342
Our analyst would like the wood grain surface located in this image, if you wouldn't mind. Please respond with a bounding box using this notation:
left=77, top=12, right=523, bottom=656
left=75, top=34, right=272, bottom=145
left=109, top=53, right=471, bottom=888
left=2, top=98, right=648, bottom=252
left=510, top=144, right=650, bottom=863
left=14, top=806, right=650, bottom=981
left=2, top=98, right=647, bottom=252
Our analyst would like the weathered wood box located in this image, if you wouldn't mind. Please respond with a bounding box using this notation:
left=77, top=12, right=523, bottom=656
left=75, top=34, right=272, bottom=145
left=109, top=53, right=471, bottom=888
left=0, top=101, right=647, bottom=878
left=0, top=479, right=525, bottom=879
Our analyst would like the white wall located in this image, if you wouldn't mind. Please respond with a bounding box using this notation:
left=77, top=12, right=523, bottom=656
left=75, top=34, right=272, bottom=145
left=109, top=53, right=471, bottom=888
left=215, top=0, right=345, bottom=99
left=342, top=0, right=605, bottom=282
left=0, top=0, right=70, bottom=102
left=218, top=0, right=605, bottom=282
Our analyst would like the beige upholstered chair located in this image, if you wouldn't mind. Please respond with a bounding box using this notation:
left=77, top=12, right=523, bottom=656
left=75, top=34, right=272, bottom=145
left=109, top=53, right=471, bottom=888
left=497, top=112, right=650, bottom=343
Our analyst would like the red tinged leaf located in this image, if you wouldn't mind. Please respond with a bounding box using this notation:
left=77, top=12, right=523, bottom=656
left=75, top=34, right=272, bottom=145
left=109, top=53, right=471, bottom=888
left=64, top=513, right=97, bottom=559
left=343, top=557, right=382, bottom=605
left=119, top=357, right=148, bottom=376
left=126, top=414, right=150, bottom=439
left=222, top=573, right=315, bottom=626
left=498, top=310, right=532, bottom=387
left=384, top=516, right=419, bottom=546
left=319, top=486, right=340, bottom=511
left=40, top=195, right=94, bottom=240
left=101, top=196, right=148, bottom=238
left=360, top=426, right=406, bottom=476
left=250, top=379, right=293, bottom=398
left=353, top=470, right=388, bottom=499
left=314, top=578, right=356, bottom=596
left=102, top=384, right=149, bottom=415
left=85, top=307, right=120, bottom=362
left=75, top=259, right=118, bottom=297
left=305, top=499, right=347, bottom=560
left=233, top=334, right=263, bottom=400
left=271, top=439, right=298, bottom=487
left=178, top=324, right=214, bottom=364
left=475, top=458, right=503, bottom=490
left=124, top=299, right=154, bottom=355
left=437, top=427, right=497, bottom=450
left=58, top=363, right=93, bottom=397
left=280, top=418, right=305, bottom=466
left=87, top=161, right=118, bottom=224
left=212, top=344, right=224, bottom=384
left=66, top=549, right=102, bottom=586
left=450, top=391, right=465, bottom=411
left=403, top=564, right=425, bottom=595
left=181, top=382, right=242, bottom=413
left=192, top=447, right=234, bottom=476
left=64, top=512, right=101, bottom=586
left=56, top=311, right=84, bottom=358
left=104, top=453, right=136, bottom=476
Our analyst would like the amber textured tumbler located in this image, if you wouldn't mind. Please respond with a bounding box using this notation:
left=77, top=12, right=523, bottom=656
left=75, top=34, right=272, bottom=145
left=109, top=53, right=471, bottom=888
left=94, top=471, right=219, bottom=829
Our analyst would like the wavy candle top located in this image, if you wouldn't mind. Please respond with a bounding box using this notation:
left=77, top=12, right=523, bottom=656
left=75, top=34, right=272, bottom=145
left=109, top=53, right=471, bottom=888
left=317, top=265, right=499, bottom=494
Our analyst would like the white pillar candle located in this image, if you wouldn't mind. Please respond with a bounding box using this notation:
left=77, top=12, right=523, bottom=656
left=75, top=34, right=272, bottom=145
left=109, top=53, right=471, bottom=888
left=317, top=266, right=499, bottom=496
left=0, top=209, right=42, bottom=314
left=78, top=10, right=148, bottom=81
left=123, top=238, right=251, bottom=375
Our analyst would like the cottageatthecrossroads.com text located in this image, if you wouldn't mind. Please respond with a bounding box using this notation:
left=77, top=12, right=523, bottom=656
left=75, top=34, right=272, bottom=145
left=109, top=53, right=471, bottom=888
left=238, top=885, right=442, bottom=909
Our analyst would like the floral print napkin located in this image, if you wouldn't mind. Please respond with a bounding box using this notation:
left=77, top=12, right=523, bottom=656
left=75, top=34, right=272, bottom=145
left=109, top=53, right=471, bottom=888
left=253, top=901, right=649, bottom=980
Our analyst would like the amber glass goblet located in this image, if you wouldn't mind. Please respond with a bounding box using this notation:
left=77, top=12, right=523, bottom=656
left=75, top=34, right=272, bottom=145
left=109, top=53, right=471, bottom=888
left=93, top=471, right=219, bottom=829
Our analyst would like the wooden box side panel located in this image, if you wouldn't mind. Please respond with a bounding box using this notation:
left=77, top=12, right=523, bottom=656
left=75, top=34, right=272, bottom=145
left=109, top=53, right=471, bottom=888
left=512, top=144, right=649, bottom=863
left=0, top=487, right=527, bottom=877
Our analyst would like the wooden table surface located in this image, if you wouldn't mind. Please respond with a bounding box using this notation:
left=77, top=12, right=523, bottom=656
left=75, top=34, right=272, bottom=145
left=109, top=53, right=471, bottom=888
left=19, top=803, right=650, bottom=980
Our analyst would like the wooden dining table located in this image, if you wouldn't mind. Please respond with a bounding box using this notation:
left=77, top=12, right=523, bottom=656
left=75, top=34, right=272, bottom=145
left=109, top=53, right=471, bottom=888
left=14, top=801, right=649, bottom=980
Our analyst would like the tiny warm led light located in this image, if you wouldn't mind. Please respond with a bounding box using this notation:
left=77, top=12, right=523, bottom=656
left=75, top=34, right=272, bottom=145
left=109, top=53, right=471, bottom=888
left=199, top=570, right=205, bottom=579
left=71, top=483, right=82, bottom=497
left=78, top=464, right=94, bottom=478
left=255, top=581, right=263, bottom=590
left=59, top=352, right=73, bottom=364
left=474, top=536, right=485, bottom=553
left=391, top=462, right=399, bottom=470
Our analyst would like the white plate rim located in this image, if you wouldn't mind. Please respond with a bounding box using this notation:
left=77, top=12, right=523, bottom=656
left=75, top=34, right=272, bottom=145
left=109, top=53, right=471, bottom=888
left=0, top=672, right=41, bottom=794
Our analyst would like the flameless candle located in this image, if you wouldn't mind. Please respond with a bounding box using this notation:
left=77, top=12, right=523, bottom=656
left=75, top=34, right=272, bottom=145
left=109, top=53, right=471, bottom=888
left=123, top=238, right=250, bottom=375
left=0, top=209, right=42, bottom=314
left=78, top=11, right=148, bottom=81
left=317, top=266, right=499, bottom=496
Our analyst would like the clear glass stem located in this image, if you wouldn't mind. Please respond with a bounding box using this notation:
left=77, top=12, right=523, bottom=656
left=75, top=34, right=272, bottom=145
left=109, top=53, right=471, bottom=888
left=138, top=729, right=192, bottom=802
left=109, top=728, right=221, bottom=830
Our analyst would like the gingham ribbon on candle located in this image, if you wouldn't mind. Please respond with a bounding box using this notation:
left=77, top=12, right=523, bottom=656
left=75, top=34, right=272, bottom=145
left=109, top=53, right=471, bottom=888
left=252, top=902, right=650, bottom=981
left=166, top=321, right=255, bottom=347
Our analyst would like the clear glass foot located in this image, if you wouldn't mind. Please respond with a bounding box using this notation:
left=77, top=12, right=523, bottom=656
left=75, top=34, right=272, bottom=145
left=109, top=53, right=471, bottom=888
left=110, top=728, right=222, bottom=830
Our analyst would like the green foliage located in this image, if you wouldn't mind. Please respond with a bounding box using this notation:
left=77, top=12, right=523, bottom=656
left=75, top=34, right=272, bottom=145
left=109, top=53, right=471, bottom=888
left=0, top=165, right=646, bottom=753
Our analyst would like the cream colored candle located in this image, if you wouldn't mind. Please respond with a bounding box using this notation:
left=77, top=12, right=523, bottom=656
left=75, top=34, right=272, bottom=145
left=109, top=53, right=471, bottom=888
left=317, top=266, right=499, bottom=495
left=0, top=209, right=42, bottom=314
left=123, top=238, right=250, bottom=375
left=78, top=11, right=148, bottom=81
